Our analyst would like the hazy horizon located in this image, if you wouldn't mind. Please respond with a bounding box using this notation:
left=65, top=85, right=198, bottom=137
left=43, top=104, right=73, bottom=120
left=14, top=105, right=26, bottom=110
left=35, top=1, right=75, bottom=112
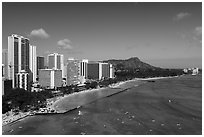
left=2, top=2, right=202, bottom=68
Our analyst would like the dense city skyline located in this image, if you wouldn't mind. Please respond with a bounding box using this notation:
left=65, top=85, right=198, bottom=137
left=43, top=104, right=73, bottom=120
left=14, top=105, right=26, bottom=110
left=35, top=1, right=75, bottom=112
left=2, top=2, right=202, bottom=68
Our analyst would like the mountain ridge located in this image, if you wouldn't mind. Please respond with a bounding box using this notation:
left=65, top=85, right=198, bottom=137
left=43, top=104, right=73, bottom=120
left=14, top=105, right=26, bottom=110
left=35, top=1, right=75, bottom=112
left=103, top=57, right=159, bottom=70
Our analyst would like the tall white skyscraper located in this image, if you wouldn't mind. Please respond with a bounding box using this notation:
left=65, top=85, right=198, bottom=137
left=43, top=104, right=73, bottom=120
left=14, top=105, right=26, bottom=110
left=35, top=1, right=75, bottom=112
left=2, top=49, right=8, bottom=79
left=48, top=53, right=64, bottom=78
left=29, top=45, right=37, bottom=82
left=66, top=58, right=81, bottom=86
left=80, top=59, right=88, bottom=79
left=8, top=34, right=37, bottom=88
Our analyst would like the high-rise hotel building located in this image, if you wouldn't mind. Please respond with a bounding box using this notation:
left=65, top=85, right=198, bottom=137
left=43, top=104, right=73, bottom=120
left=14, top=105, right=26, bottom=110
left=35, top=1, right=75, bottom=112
left=39, top=69, right=62, bottom=89
left=37, top=56, right=45, bottom=76
left=48, top=53, right=64, bottom=78
left=66, top=58, right=81, bottom=86
left=29, top=45, right=37, bottom=82
left=101, top=63, right=114, bottom=79
left=8, top=34, right=37, bottom=88
left=66, top=58, right=89, bottom=86
left=2, top=49, right=8, bottom=79
left=80, top=59, right=88, bottom=79
left=87, top=62, right=115, bottom=80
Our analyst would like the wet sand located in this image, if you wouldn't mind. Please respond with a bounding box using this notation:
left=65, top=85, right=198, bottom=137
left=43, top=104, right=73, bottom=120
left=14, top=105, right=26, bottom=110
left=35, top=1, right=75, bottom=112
left=2, top=75, right=202, bottom=135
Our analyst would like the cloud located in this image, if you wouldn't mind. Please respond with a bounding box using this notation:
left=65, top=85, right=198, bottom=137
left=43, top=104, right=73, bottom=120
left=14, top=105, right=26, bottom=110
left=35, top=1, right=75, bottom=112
left=57, top=39, right=73, bottom=49
left=193, top=26, right=202, bottom=43
left=173, top=12, right=191, bottom=21
left=30, top=28, right=50, bottom=39
left=180, top=26, right=202, bottom=46
left=194, top=26, right=202, bottom=36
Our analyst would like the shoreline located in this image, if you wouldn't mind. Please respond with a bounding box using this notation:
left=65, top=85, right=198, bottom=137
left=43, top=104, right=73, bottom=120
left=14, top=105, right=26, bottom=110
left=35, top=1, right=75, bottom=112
left=2, top=75, right=181, bottom=126
left=48, top=78, right=137, bottom=113
left=51, top=75, right=181, bottom=113
left=2, top=74, right=201, bottom=135
left=2, top=112, right=31, bottom=127
left=52, top=79, right=138, bottom=112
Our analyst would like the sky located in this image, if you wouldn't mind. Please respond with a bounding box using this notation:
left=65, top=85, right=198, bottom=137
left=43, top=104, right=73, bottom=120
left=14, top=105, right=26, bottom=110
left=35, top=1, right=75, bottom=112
left=2, top=2, right=202, bottom=68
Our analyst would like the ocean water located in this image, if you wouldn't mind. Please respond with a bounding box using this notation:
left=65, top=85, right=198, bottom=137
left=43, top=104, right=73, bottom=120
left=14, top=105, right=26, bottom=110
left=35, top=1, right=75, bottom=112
left=2, top=75, right=202, bottom=135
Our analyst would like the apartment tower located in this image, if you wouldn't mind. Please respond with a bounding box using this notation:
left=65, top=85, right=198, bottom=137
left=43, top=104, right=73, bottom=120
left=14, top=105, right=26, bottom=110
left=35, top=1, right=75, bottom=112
left=37, top=56, right=45, bottom=76
left=48, top=53, right=64, bottom=78
left=66, top=58, right=81, bottom=86
left=38, top=69, right=62, bottom=89
left=8, top=34, right=37, bottom=88
left=80, top=59, right=88, bottom=79
left=2, top=49, right=8, bottom=79
left=87, top=62, right=114, bottom=80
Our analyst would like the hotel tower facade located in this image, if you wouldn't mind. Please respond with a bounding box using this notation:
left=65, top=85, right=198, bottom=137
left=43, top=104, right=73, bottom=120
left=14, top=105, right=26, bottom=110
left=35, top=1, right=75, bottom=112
left=80, top=59, right=88, bottom=79
left=8, top=34, right=37, bottom=88
left=48, top=53, right=64, bottom=78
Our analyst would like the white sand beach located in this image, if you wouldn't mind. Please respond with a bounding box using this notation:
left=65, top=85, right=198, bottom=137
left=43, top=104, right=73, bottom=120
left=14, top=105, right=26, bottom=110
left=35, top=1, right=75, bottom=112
left=51, top=79, right=145, bottom=113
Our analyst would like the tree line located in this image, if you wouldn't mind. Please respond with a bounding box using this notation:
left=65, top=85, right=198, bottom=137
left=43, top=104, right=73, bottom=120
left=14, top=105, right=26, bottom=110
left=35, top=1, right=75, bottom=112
left=2, top=68, right=184, bottom=114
